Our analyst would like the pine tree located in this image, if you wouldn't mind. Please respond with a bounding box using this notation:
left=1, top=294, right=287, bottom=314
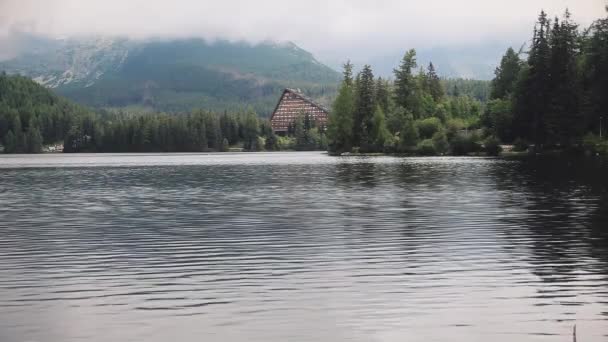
left=26, top=125, right=43, bottom=153
left=327, top=65, right=356, bottom=153
left=426, top=62, right=444, bottom=101
left=371, top=105, right=390, bottom=151
left=514, top=10, right=552, bottom=146
left=393, top=49, right=417, bottom=110
left=354, top=65, right=375, bottom=149
left=546, top=10, right=582, bottom=146
left=342, top=60, right=354, bottom=87
left=375, top=77, right=390, bottom=114
left=3, top=130, right=16, bottom=154
left=399, top=113, right=419, bottom=152
left=582, top=7, right=608, bottom=137
left=490, top=48, right=522, bottom=99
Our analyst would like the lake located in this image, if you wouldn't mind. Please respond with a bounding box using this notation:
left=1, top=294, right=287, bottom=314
left=0, top=152, right=607, bottom=342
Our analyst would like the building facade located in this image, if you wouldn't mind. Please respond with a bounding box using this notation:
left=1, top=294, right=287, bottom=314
left=270, top=89, right=329, bottom=135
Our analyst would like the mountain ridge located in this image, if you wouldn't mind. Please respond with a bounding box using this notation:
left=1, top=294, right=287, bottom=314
left=0, top=35, right=341, bottom=115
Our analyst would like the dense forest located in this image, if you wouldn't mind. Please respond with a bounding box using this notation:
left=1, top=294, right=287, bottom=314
left=327, top=8, right=608, bottom=156
left=0, top=73, right=282, bottom=153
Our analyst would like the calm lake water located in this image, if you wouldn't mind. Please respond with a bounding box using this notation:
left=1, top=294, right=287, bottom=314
left=0, top=152, right=607, bottom=342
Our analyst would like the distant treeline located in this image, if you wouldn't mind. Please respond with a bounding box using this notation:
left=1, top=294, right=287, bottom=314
left=327, top=8, right=608, bottom=155
left=0, top=73, right=281, bottom=153
left=0, top=73, right=92, bottom=153
left=0, top=70, right=485, bottom=154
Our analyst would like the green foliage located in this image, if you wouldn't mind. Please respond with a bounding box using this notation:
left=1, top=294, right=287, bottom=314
left=398, top=113, right=419, bottom=151
left=431, top=130, right=449, bottom=155
left=491, top=47, right=522, bottom=99
left=482, top=99, right=514, bottom=142
left=393, top=49, right=417, bottom=110
left=426, top=63, right=444, bottom=101
left=276, top=136, right=296, bottom=150
left=327, top=64, right=355, bottom=153
left=354, top=64, right=376, bottom=149
left=416, top=117, right=442, bottom=139
left=416, top=139, right=437, bottom=156
left=0, top=73, right=94, bottom=153
left=443, top=79, right=491, bottom=102
left=371, top=106, right=391, bottom=151
left=451, top=132, right=482, bottom=156
left=292, top=113, right=326, bottom=151
left=483, top=136, right=503, bottom=156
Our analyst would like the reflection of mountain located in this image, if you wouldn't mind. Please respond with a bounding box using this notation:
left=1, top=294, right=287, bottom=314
left=0, top=34, right=340, bottom=115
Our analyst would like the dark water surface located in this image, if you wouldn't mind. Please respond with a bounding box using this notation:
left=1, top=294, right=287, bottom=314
left=1, top=152, right=607, bottom=342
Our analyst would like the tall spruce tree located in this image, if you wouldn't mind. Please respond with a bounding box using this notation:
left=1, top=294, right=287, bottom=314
left=582, top=7, right=608, bottom=136
left=490, top=47, right=522, bottom=99
left=375, top=77, right=391, bottom=114
left=514, top=11, right=552, bottom=146
left=327, top=62, right=356, bottom=153
left=426, top=62, right=444, bottom=101
left=353, top=65, right=376, bottom=149
left=371, top=105, right=390, bottom=151
left=546, top=10, right=582, bottom=145
left=393, top=49, right=417, bottom=110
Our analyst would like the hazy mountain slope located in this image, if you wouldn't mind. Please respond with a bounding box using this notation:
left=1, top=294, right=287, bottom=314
left=0, top=36, right=340, bottom=115
left=341, top=42, right=519, bottom=80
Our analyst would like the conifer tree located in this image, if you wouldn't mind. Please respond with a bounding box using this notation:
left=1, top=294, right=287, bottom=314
left=582, top=6, right=608, bottom=134
left=546, top=10, right=582, bottom=145
left=393, top=49, right=417, bottom=110
left=426, top=62, right=444, bottom=101
left=326, top=72, right=355, bottom=154
left=490, top=48, right=522, bottom=100
left=375, top=77, right=390, bottom=114
left=514, top=10, right=552, bottom=146
left=353, top=65, right=376, bottom=149
left=371, top=106, right=390, bottom=151
left=26, top=125, right=43, bottom=153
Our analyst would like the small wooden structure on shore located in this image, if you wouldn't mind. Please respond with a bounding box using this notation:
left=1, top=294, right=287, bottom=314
left=269, top=88, right=329, bottom=135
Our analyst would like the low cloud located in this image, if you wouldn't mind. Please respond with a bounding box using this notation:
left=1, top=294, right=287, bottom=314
left=0, top=0, right=604, bottom=64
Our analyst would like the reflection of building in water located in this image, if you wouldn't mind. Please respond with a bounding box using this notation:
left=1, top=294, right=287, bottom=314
left=269, top=88, right=329, bottom=135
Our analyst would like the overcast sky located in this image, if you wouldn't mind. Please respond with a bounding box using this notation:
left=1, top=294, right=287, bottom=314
left=0, top=0, right=605, bottom=65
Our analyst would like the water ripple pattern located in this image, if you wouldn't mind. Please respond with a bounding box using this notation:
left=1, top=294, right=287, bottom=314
left=0, top=152, right=607, bottom=342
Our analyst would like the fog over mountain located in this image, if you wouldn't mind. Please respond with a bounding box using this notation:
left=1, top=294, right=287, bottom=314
left=0, top=0, right=603, bottom=78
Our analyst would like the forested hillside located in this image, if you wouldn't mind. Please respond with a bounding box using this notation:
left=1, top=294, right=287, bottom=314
left=0, top=73, right=279, bottom=153
left=0, top=73, right=95, bottom=153
left=0, top=37, right=340, bottom=115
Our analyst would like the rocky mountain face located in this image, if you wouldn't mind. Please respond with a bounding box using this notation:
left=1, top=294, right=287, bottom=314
left=0, top=35, right=340, bottom=115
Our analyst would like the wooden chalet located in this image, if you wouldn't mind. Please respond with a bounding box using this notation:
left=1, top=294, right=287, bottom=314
left=270, top=88, right=329, bottom=135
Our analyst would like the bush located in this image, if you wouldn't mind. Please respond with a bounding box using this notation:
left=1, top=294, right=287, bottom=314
left=264, top=135, right=277, bottom=151
left=416, top=117, right=442, bottom=139
left=416, top=139, right=437, bottom=156
left=277, top=136, right=296, bottom=150
left=432, top=131, right=449, bottom=155
left=484, top=136, right=502, bottom=156
left=445, top=118, right=465, bottom=141
left=398, top=119, right=419, bottom=151
left=451, top=133, right=482, bottom=156
left=513, top=137, right=529, bottom=152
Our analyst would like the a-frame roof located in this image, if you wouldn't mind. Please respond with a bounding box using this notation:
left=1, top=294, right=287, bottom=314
left=269, top=88, right=329, bottom=121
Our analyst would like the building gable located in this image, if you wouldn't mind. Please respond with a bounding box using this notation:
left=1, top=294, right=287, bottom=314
left=270, top=89, right=329, bottom=133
